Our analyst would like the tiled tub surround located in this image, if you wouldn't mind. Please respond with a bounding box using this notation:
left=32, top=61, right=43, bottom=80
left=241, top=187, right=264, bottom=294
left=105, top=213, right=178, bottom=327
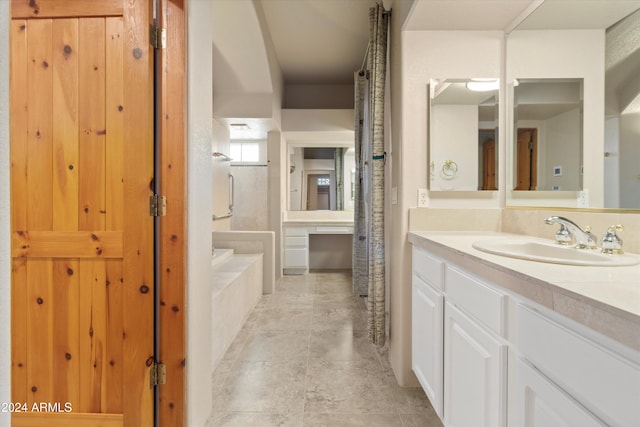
left=408, top=231, right=640, bottom=353
left=213, top=230, right=276, bottom=294
left=212, top=251, right=263, bottom=373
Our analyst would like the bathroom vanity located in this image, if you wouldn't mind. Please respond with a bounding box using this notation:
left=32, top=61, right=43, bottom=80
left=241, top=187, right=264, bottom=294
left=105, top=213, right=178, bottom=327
left=283, top=220, right=353, bottom=274
left=409, top=231, right=640, bottom=427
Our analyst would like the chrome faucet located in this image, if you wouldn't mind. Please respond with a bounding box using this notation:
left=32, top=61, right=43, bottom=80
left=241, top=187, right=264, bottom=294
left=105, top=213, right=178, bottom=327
left=601, top=225, right=624, bottom=254
left=544, top=216, right=597, bottom=249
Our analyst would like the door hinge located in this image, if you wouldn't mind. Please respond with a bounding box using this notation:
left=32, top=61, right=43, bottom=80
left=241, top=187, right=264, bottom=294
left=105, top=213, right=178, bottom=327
left=528, top=141, right=534, bottom=150
left=150, top=363, right=167, bottom=388
left=150, top=194, right=167, bottom=217
left=150, top=24, right=166, bottom=49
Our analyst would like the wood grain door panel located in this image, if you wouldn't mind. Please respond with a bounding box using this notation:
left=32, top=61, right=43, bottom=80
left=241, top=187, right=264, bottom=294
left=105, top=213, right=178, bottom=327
left=10, top=1, right=154, bottom=425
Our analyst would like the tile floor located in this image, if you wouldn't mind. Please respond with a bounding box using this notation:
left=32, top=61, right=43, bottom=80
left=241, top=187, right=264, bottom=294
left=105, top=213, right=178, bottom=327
left=209, top=270, right=443, bottom=426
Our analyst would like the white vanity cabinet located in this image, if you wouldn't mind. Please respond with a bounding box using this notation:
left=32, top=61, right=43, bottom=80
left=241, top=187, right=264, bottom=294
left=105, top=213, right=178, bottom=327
left=411, top=247, right=445, bottom=418
left=511, top=304, right=640, bottom=427
left=283, top=226, right=308, bottom=274
left=411, top=248, right=507, bottom=426
left=410, top=241, right=640, bottom=427
left=283, top=224, right=354, bottom=275
left=443, top=265, right=508, bottom=427
left=509, top=355, right=605, bottom=427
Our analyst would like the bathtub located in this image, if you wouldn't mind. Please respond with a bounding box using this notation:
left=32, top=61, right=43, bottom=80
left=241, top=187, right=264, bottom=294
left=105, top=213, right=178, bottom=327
left=211, top=249, right=263, bottom=371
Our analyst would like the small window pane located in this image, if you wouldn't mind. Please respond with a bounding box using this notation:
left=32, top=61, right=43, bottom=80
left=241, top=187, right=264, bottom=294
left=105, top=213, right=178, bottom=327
left=241, top=143, right=259, bottom=162
left=229, top=144, right=242, bottom=161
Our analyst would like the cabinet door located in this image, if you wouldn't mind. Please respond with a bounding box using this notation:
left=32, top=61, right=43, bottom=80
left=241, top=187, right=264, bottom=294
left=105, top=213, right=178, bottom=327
left=509, top=356, right=605, bottom=427
left=444, top=302, right=507, bottom=427
left=412, top=274, right=444, bottom=419
left=284, top=248, right=307, bottom=268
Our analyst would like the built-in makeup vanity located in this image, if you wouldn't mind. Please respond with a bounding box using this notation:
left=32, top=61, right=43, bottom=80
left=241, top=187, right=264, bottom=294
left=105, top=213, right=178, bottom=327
left=282, top=211, right=354, bottom=275
left=409, top=231, right=640, bottom=427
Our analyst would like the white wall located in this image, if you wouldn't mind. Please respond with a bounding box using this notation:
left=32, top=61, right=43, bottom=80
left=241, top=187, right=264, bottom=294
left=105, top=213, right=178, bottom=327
left=389, top=28, right=502, bottom=387
left=431, top=104, right=479, bottom=190
left=0, top=1, right=11, bottom=425
left=405, top=30, right=503, bottom=208
left=620, top=113, right=640, bottom=209
left=187, top=1, right=215, bottom=425
left=506, top=30, right=605, bottom=207
left=604, top=117, right=620, bottom=208
left=543, top=107, right=582, bottom=191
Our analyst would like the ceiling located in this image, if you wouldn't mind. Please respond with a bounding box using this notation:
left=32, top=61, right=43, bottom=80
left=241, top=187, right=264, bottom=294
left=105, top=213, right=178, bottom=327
left=259, top=0, right=377, bottom=85
left=259, top=0, right=640, bottom=87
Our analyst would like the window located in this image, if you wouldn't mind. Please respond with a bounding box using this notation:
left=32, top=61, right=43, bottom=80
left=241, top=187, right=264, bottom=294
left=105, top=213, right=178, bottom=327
left=317, top=177, right=330, bottom=186
left=230, top=140, right=267, bottom=165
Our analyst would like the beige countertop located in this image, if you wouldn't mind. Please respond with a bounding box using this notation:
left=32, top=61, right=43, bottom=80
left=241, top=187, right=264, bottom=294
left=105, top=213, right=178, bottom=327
left=408, top=231, right=640, bottom=352
left=283, top=220, right=354, bottom=226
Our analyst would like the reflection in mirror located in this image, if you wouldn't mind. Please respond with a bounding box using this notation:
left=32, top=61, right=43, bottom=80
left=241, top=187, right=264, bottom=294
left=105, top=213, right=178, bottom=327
left=513, top=78, right=583, bottom=192
left=506, top=0, right=640, bottom=209
left=605, top=8, right=640, bottom=209
left=288, top=146, right=355, bottom=211
left=429, top=78, right=498, bottom=191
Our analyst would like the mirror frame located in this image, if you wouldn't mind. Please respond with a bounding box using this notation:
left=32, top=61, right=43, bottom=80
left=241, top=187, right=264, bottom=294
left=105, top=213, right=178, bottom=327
left=428, top=78, right=500, bottom=192
left=286, top=142, right=355, bottom=213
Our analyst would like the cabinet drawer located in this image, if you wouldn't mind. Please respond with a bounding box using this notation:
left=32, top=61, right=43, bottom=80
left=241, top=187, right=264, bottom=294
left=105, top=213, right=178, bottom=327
left=285, top=236, right=307, bottom=248
left=285, top=227, right=307, bottom=237
left=284, top=248, right=307, bottom=268
left=517, top=304, right=640, bottom=427
left=446, top=265, right=506, bottom=337
left=412, top=247, right=445, bottom=291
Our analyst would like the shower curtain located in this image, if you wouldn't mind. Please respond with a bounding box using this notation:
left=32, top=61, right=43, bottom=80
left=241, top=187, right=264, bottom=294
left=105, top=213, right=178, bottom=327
left=353, top=3, right=389, bottom=346
left=335, top=147, right=345, bottom=211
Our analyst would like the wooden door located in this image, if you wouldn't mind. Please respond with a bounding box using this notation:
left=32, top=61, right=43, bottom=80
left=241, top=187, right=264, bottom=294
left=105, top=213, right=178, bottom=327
left=482, top=139, right=497, bottom=190
left=10, top=1, right=154, bottom=426
left=515, top=128, right=537, bottom=190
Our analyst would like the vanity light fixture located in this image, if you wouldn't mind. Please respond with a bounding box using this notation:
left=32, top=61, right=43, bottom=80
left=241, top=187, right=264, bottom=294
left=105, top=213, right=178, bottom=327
left=466, top=78, right=499, bottom=92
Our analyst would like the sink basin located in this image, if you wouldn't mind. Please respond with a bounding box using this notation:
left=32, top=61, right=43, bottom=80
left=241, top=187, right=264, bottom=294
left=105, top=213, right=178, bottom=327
left=472, top=238, right=640, bottom=267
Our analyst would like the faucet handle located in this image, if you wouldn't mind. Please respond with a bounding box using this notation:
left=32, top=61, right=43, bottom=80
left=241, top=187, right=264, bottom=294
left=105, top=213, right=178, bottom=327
left=554, top=224, right=572, bottom=245
left=601, top=225, right=624, bottom=254
left=583, top=226, right=598, bottom=247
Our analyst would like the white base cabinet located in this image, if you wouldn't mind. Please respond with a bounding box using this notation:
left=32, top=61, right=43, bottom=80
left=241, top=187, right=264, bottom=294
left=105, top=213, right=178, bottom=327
left=411, top=245, right=640, bottom=427
left=444, top=302, right=507, bottom=427
left=412, top=273, right=444, bottom=418
left=509, top=355, right=604, bottom=427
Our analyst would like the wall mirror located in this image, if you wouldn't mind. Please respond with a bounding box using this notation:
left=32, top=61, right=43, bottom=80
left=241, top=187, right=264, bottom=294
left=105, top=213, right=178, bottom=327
left=512, top=78, right=583, bottom=192
left=429, top=78, right=499, bottom=191
left=506, top=1, right=640, bottom=209
left=288, top=144, right=355, bottom=211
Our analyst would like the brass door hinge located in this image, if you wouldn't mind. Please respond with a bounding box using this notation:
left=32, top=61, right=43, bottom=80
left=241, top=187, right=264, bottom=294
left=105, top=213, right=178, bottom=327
left=150, top=363, right=167, bottom=388
left=150, top=194, right=167, bottom=217
left=150, top=24, right=166, bottom=49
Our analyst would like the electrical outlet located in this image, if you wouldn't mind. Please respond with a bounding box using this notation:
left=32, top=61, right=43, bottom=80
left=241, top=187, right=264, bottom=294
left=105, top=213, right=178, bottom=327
left=577, top=189, right=589, bottom=208
left=418, top=188, right=428, bottom=208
